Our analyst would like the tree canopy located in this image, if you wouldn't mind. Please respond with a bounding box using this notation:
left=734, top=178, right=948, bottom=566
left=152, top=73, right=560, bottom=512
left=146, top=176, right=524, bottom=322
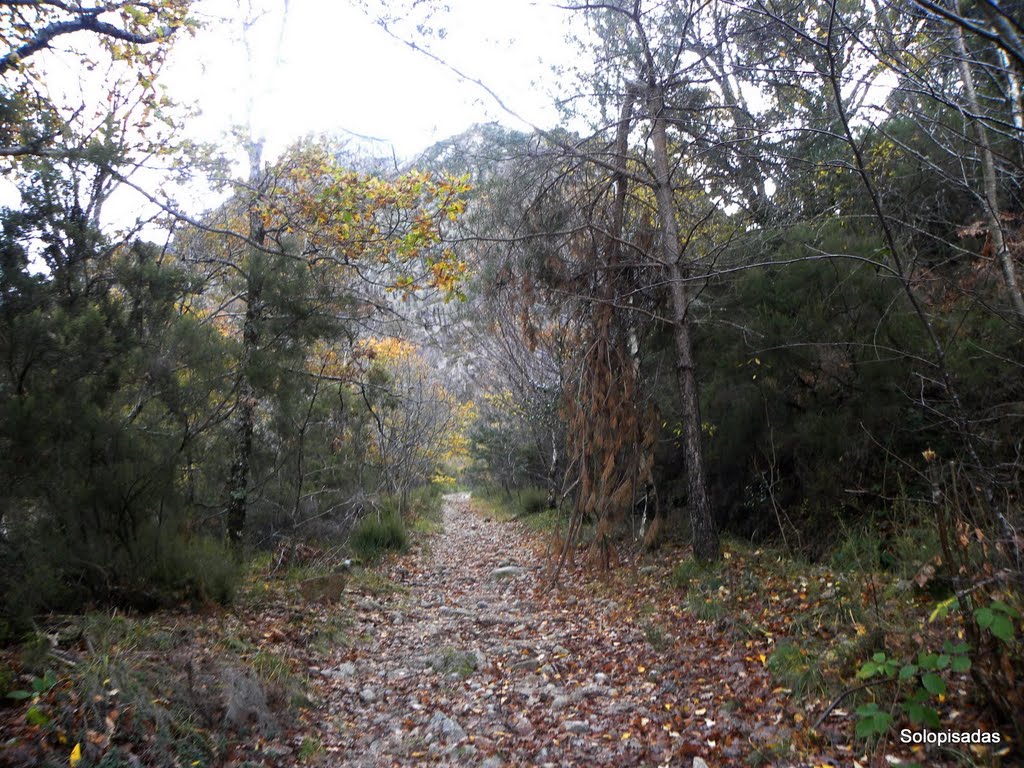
left=0, top=0, right=1022, bottom=760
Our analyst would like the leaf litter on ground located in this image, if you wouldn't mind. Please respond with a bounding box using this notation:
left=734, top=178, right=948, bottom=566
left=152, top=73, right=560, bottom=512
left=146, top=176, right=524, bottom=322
left=0, top=492, right=1008, bottom=767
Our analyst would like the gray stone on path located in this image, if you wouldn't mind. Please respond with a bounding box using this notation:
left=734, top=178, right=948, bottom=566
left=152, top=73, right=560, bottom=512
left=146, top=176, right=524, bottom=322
left=425, top=647, right=479, bottom=677
left=693, top=758, right=710, bottom=768
left=429, top=711, right=466, bottom=742
left=511, top=657, right=542, bottom=672
left=510, top=715, right=533, bottom=735
left=261, top=743, right=292, bottom=758
left=563, top=720, right=590, bottom=734
left=359, top=686, right=379, bottom=703
left=488, top=565, right=526, bottom=580
left=325, top=661, right=356, bottom=678
left=439, top=606, right=475, bottom=618
left=571, top=684, right=609, bottom=701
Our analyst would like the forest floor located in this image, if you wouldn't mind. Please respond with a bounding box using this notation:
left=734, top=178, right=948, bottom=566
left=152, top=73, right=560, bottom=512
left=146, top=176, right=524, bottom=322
left=1, top=493, right=1008, bottom=767
left=303, top=494, right=989, bottom=768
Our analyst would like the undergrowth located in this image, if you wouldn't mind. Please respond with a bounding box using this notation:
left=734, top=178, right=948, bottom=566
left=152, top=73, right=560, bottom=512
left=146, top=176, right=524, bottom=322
left=472, top=486, right=552, bottom=517
left=0, top=546, right=360, bottom=767
left=660, top=507, right=1012, bottom=761
left=349, top=512, right=408, bottom=562
left=471, top=486, right=566, bottom=534
left=348, top=486, right=447, bottom=559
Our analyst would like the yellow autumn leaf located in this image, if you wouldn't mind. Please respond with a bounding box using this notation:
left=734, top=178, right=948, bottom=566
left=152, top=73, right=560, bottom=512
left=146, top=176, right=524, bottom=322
left=621, top=731, right=631, bottom=740
left=70, top=744, right=82, bottom=767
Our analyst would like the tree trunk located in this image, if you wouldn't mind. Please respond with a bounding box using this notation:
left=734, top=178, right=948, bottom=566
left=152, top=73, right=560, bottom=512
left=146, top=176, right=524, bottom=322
left=952, top=17, right=1024, bottom=320
left=226, top=141, right=266, bottom=547
left=647, top=84, right=721, bottom=562
left=226, top=326, right=256, bottom=546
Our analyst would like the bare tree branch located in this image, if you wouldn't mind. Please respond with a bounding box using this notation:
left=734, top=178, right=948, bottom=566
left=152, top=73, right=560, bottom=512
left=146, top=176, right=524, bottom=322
left=0, top=12, right=174, bottom=76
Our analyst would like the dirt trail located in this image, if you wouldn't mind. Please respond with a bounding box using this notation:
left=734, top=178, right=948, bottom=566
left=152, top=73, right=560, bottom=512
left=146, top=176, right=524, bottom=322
left=313, top=493, right=705, bottom=767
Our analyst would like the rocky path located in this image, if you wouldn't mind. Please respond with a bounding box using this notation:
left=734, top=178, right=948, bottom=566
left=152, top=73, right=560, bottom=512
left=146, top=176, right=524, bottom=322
left=311, top=493, right=724, bottom=767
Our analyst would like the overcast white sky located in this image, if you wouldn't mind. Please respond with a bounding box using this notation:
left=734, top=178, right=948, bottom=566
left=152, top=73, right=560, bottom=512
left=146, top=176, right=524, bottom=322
left=2, top=0, right=581, bottom=257
left=4, top=0, right=901, bottom=252
left=165, top=0, right=574, bottom=162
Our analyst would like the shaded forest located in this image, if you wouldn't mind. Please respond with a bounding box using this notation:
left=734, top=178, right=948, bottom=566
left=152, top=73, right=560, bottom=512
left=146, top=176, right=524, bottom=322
left=1, top=0, right=1022, bottom=765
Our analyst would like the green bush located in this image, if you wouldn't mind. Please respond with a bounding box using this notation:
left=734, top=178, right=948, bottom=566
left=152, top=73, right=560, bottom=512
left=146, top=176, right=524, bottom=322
left=403, top=486, right=445, bottom=522
left=642, top=621, right=671, bottom=651
left=829, top=521, right=883, bottom=573
left=684, top=592, right=727, bottom=622
left=829, top=511, right=941, bottom=580
left=470, top=486, right=552, bottom=519
left=350, top=512, right=408, bottom=561
left=158, top=536, right=241, bottom=606
left=767, top=641, right=826, bottom=697
left=1, top=516, right=241, bottom=629
left=518, top=487, right=550, bottom=515
left=670, top=557, right=721, bottom=592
